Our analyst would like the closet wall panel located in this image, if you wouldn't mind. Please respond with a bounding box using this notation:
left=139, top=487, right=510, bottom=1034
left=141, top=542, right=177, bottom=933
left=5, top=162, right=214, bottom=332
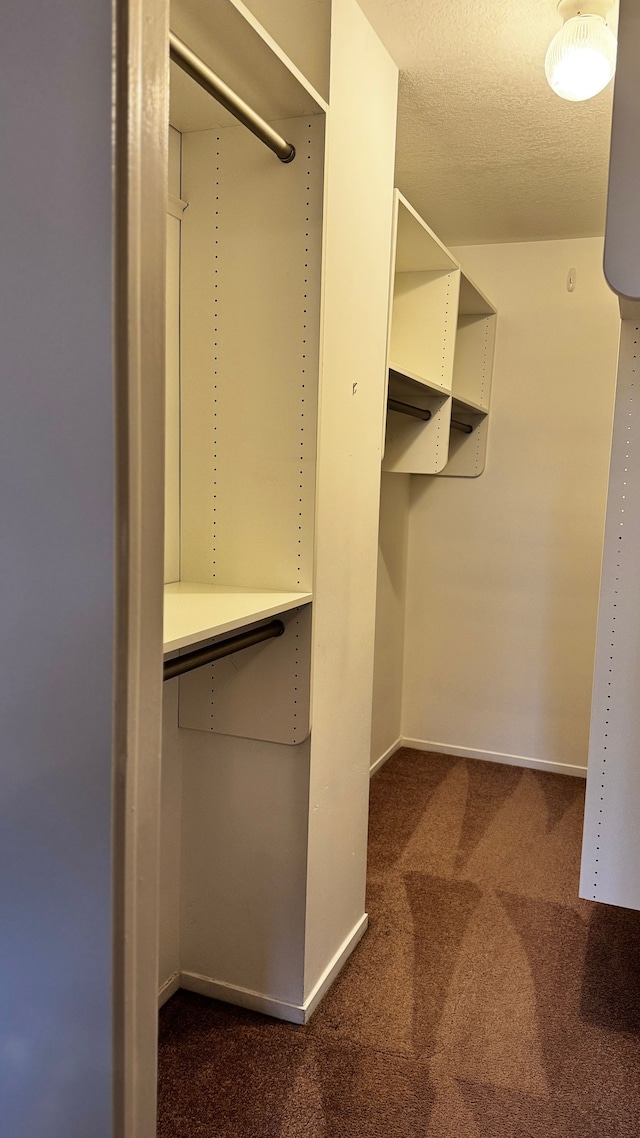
left=580, top=317, right=640, bottom=908
left=165, top=126, right=182, bottom=584
left=158, top=681, right=182, bottom=998
left=180, top=734, right=311, bottom=1009
left=581, top=6, right=640, bottom=909
left=302, top=0, right=398, bottom=1001
left=371, top=472, right=411, bottom=770
left=180, top=114, right=324, bottom=591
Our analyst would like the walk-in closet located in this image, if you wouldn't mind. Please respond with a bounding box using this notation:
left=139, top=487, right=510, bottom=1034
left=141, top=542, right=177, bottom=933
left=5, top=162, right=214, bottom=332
left=157, top=0, right=638, bottom=1129
left=4, top=0, right=640, bottom=1135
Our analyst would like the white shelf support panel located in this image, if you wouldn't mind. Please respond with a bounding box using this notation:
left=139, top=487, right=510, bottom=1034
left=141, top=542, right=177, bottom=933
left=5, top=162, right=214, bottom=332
left=580, top=317, right=640, bottom=910
left=438, top=271, right=497, bottom=478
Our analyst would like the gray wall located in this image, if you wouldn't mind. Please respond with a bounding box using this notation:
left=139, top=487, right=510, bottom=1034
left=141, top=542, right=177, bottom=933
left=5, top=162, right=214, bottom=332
left=0, top=3, right=115, bottom=1135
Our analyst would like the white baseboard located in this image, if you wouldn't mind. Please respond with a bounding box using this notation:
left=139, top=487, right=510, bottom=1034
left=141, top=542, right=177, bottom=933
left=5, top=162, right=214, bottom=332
left=302, top=912, right=368, bottom=1021
left=370, top=737, right=402, bottom=777
left=180, top=971, right=308, bottom=1024
left=401, top=737, right=587, bottom=778
left=158, top=969, right=181, bottom=1008
left=180, top=913, right=369, bottom=1025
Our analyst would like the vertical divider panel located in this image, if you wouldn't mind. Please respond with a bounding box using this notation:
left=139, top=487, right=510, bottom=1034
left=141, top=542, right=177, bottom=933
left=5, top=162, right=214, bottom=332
left=442, top=414, right=489, bottom=478
left=164, top=126, right=182, bottom=583
left=302, top=0, right=398, bottom=1005
left=439, top=282, right=497, bottom=478
left=451, top=314, right=496, bottom=408
left=580, top=317, right=640, bottom=909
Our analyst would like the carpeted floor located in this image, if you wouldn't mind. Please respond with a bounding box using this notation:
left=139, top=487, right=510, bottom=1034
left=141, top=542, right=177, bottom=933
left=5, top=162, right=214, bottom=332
left=157, top=749, right=640, bottom=1136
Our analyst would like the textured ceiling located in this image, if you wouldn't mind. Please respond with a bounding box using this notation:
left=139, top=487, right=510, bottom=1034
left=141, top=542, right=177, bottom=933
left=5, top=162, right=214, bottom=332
left=357, top=0, right=616, bottom=245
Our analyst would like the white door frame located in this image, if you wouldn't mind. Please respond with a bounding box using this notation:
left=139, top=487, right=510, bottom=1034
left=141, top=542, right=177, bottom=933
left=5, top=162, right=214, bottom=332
left=113, top=0, right=167, bottom=1134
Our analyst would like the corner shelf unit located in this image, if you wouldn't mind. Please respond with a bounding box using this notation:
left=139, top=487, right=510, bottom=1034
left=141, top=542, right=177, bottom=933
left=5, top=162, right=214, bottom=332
left=382, top=191, right=497, bottom=477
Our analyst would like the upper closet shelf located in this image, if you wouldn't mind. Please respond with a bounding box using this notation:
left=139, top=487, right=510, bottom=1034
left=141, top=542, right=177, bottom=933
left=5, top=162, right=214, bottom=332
left=394, top=192, right=458, bottom=273
left=388, top=363, right=450, bottom=397
left=164, top=583, right=312, bottom=654
left=459, top=272, right=495, bottom=317
left=452, top=393, right=489, bottom=416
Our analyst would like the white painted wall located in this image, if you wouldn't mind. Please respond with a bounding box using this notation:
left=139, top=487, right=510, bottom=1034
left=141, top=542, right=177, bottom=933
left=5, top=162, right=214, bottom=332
left=372, top=238, right=620, bottom=775
left=0, top=2, right=115, bottom=1134
left=398, top=238, right=619, bottom=775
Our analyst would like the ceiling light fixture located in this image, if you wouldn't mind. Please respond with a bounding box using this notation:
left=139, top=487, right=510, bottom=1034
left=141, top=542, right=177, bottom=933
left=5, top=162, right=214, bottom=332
left=545, top=0, right=617, bottom=102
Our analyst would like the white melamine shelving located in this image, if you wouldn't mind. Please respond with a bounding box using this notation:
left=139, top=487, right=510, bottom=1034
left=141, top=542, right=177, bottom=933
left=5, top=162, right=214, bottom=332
left=388, top=364, right=450, bottom=396
left=163, top=582, right=313, bottom=654
left=155, top=0, right=399, bottom=1043
left=164, top=0, right=326, bottom=739
left=441, top=271, right=497, bottom=477
left=452, top=394, right=489, bottom=416
left=451, top=272, right=496, bottom=411
left=383, top=192, right=460, bottom=475
left=382, top=190, right=497, bottom=477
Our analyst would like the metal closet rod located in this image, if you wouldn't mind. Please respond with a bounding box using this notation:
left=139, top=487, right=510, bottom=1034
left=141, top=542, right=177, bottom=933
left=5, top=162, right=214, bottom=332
left=164, top=618, right=285, bottom=682
left=388, top=397, right=432, bottom=422
left=388, top=397, right=474, bottom=434
left=169, top=31, right=296, bottom=164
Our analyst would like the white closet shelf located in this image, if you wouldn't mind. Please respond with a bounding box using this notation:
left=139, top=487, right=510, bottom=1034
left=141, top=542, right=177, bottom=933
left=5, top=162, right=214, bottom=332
left=459, top=273, right=496, bottom=317
left=452, top=394, right=489, bottom=416
left=388, top=363, right=450, bottom=396
left=163, top=582, right=312, bottom=654
left=394, top=191, right=458, bottom=273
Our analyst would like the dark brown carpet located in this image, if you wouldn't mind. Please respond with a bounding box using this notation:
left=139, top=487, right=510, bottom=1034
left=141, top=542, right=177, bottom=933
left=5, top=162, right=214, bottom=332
left=157, top=749, right=640, bottom=1136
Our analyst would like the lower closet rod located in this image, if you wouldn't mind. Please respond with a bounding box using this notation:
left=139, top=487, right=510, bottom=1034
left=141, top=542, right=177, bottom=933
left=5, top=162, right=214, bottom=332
left=169, top=31, right=296, bottom=164
left=388, top=398, right=432, bottom=421
left=164, top=619, right=285, bottom=682
left=450, top=419, right=474, bottom=434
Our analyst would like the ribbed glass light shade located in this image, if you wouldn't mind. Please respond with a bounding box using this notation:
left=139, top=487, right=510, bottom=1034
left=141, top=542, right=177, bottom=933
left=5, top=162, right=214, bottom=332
left=545, top=14, right=617, bottom=102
